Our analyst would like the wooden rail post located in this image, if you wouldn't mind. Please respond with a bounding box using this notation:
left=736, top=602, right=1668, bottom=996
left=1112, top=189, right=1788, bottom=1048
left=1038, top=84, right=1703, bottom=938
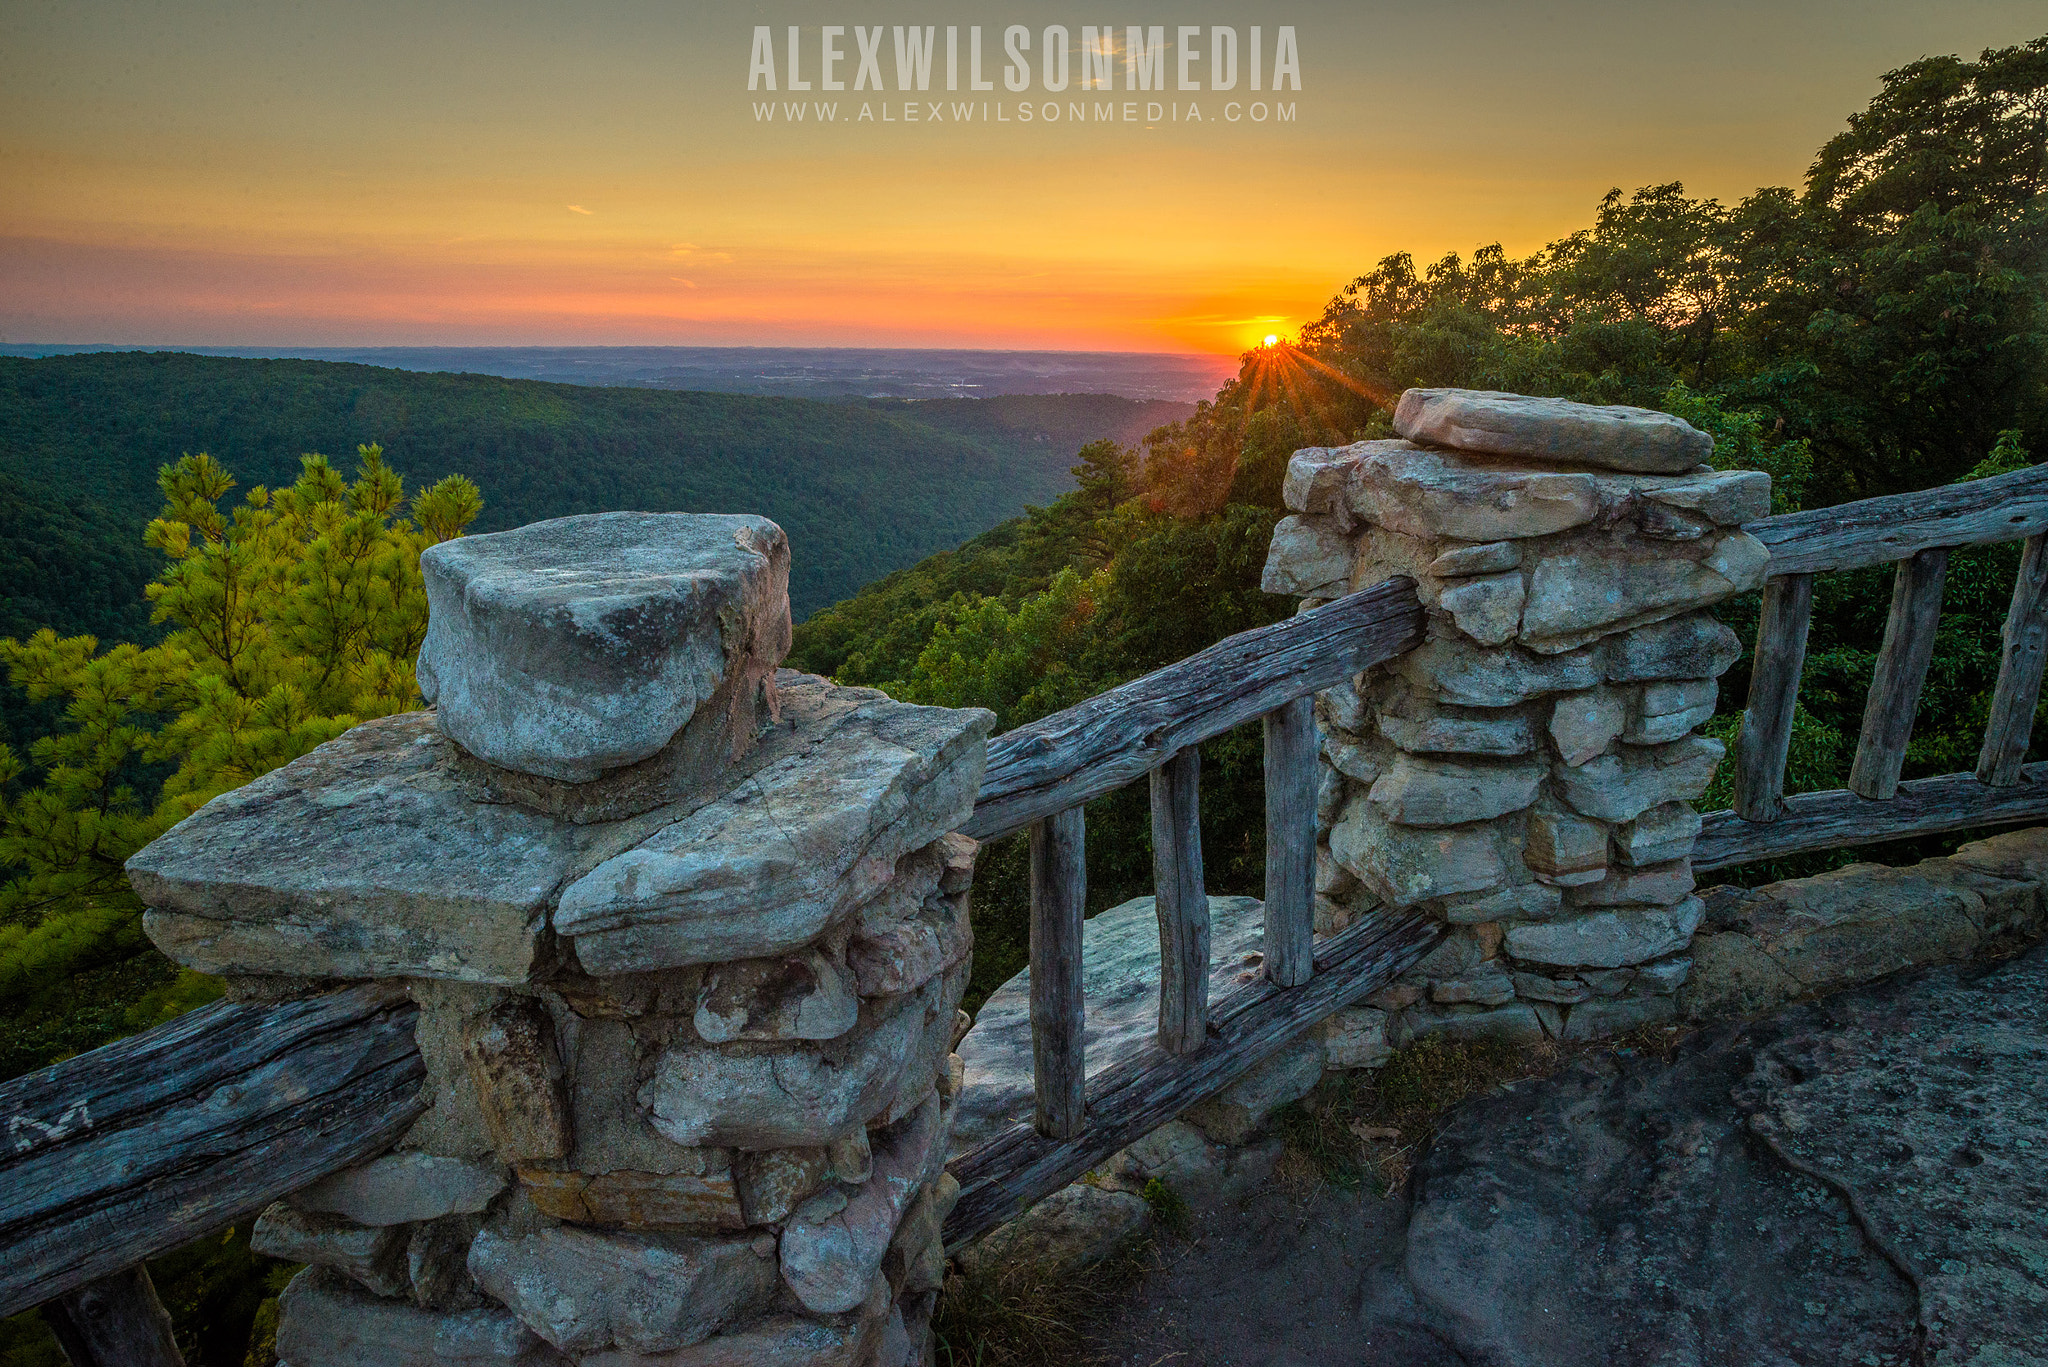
left=1262, top=696, right=1317, bottom=987
left=1849, top=547, right=1950, bottom=801
left=1150, top=746, right=1210, bottom=1055
left=1028, top=807, right=1087, bottom=1138
left=1734, top=573, right=1816, bottom=821
left=40, top=1266, right=185, bottom=1367
left=1978, top=532, right=2048, bottom=786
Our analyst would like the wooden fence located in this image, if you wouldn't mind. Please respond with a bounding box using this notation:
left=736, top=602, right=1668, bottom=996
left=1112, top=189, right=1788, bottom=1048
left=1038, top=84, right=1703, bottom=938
left=1697, top=459, right=2048, bottom=869
left=9, top=463, right=2048, bottom=1357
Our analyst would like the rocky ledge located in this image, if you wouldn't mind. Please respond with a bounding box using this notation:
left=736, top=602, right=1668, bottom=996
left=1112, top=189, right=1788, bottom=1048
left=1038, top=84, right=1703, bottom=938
left=1406, top=937, right=2048, bottom=1365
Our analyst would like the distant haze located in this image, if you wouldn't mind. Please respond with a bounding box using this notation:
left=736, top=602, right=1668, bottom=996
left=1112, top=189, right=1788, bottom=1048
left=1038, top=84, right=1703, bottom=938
left=0, top=344, right=1236, bottom=405
left=3, top=3, right=2041, bottom=351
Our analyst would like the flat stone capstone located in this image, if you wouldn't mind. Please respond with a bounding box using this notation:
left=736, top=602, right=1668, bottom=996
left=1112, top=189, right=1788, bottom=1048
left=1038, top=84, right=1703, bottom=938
left=1393, top=387, right=1715, bottom=473
left=416, top=512, right=792, bottom=782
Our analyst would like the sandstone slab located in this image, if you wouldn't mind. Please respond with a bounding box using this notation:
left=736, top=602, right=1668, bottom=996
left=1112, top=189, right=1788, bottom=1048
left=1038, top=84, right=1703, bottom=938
left=1430, top=962, right=1516, bottom=1007
left=1280, top=446, right=1361, bottom=518
left=1441, top=881, right=1563, bottom=924
left=1428, top=540, right=1521, bottom=577
left=1331, top=799, right=1515, bottom=906
left=1552, top=735, right=1723, bottom=822
left=1393, top=634, right=1602, bottom=708
left=253, top=1203, right=410, bottom=1299
left=1180, top=1036, right=1325, bottom=1145
left=1522, top=809, right=1607, bottom=883
left=1504, top=898, right=1703, bottom=969
left=1625, top=467, right=1771, bottom=524
left=1613, top=801, right=1702, bottom=866
left=1602, top=612, right=1742, bottom=683
left=291, top=1153, right=508, bottom=1227
left=1566, top=859, right=1695, bottom=907
left=463, top=998, right=571, bottom=1164
left=1678, top=862, right=2004, bottom=1020
left=1547, top=687, right=1626, bottom=767
left=1393, top=388, right=1713, bottom=473
left=733, top=1147, right=831, bottom=1226
left=643, top=968, right=959, bottom=1149
left=1368, top=676, right=1539, bottom=757
left=575, top=1314, right=878, bottom=1367
left=1558, top=993, right=1677, bottom=1039
left=556, top=676, right=991, bottom=974
left=1262, top=514, right=1354, bottom=595
left=780, top=1095, right=940, bottom=1313
left=467, top=1225, right=775, bottom=1355
left=1320, top=1005, right=1393, bottom=1069
left=1367, top=753, right=1544, bottom=827
left=846, top=889, right=973, bottom=1000
left=951, top=895, right=1266, bottom=1156
left=276, top=1267, right=566, bottom=1367
left=1436, top=572, right=1525, bottom=646
left=1398, top=1001, right=1546, bottom=1045
left=131, top=712, right=586, bottom=984
left=416, top=513, right=791, bottom=783
left=693, top=949, right=858, bottom=1043
left=1344, top=440, right=1600, bottom=541
left=1520, top=532, right=1767, bottom=653
left=514, top=1166, right=746, bottom=1232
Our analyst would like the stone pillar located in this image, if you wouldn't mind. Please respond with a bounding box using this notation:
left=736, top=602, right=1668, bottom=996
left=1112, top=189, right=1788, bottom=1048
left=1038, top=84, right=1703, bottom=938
left=127, top=512, right=995, bottom=1367
left=1262, top=389, right=1768, bottom=1050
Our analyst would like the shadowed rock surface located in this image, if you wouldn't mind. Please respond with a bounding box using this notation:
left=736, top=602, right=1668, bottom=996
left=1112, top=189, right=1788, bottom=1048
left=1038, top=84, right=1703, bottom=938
left=1080, top=940, right=2048, bottom=1365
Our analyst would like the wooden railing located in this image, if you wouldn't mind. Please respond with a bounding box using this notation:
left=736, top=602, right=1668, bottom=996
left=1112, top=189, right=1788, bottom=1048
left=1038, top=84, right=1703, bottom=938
left=0, top=985, right=425, bottom=1353
left=12, top=462, right=2048, bottom=1344
left=1698, top=460, right=2048, bottom=870
left=942, top=580, right=1441, bottom=1245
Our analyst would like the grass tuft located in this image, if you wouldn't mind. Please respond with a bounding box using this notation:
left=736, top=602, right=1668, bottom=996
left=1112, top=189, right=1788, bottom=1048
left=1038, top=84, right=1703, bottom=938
left=932, top=1234, right=1154, bottom=1367
left=1139, top=1177, right=1192, bottom=1238
left=1273, top=1034, right=1563, bottom=1194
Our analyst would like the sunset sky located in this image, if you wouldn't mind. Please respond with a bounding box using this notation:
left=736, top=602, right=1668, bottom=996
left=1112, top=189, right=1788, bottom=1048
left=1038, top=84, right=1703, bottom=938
left=2, top=1, right=2041, bottom=355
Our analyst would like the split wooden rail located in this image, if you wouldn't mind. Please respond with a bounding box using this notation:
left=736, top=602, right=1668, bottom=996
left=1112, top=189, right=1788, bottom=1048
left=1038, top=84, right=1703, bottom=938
left=11, top=460, right=2048, bottom=1356
left=943, top=579, right=1440, bottom=1245
left=1699, top=460, right=2048, bottom=870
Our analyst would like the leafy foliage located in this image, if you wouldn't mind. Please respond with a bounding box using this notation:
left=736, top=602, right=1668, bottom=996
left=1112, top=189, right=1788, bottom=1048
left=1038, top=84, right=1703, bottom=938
left=796, top=35, right=2048, bottom=999
left=0, top=447, right=480, bottom=1010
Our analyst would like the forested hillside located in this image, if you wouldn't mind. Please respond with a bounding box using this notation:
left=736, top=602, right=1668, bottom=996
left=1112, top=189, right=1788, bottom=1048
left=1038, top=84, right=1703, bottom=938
left=792, top=35, right=2048, bottom=1008
left=0, top=35, right=2043, bottom=1366
left=0, top=352, right=1186, bottom=643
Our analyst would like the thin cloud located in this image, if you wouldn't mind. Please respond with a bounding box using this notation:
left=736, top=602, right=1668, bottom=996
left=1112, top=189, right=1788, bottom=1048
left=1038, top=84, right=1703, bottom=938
left=566, top=204, right=593, bottom=215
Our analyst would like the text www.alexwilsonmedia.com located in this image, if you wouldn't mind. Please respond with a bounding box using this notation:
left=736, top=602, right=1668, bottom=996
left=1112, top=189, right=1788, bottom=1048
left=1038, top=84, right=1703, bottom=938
left=748, top=23, right=1302, bottom=126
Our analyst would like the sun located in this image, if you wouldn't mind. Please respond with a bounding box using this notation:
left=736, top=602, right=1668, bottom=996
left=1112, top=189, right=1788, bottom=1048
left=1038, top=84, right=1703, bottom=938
left=1263, top=334, right=1280, bottom=347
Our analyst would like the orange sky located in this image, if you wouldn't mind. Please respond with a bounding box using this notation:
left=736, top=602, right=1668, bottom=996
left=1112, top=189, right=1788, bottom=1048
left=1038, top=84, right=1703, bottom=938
left=2, top=1, right=2041, bottom=354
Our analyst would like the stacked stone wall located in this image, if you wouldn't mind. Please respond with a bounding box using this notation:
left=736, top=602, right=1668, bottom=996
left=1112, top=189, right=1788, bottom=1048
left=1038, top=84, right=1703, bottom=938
left=127, top=512, right=995, bottom=1367
left=1264, top=389, right=1771, bottom=1054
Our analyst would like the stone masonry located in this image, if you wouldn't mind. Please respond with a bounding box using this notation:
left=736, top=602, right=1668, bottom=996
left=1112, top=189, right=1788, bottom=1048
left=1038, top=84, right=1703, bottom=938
left=127, top=512, right=994, bottom=1367
left=1264, top=388, right=1768, bottom=1051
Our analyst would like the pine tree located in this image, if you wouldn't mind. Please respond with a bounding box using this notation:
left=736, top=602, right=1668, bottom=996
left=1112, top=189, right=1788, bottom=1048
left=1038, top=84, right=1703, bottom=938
left=0, top=446, right=481, bottom=1002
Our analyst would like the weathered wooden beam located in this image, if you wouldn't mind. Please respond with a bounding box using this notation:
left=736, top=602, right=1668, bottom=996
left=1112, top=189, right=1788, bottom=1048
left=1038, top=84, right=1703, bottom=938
left=1977, top=533, right=2048, bottom=785
left=1848, top=547, right=1949, bottom=800
left=1262, top=696, right=1317, bottom=988
left=1695, top=761, right=2048, bottom=872
left=1151, top=747, right=1210, bottom=1055
left=0, top=984, right=425, bottom=1318
left=39, top=1266, right=184, bottom=1367
left=1749, top=462, right=2048, bottom=577
left=963, top=580, right=1425, bottom=842
left=942, top=907, right=1442, bottom=1249
left=1733, top=573, right=1815, bottom=822
left=1028, top=807, right=1087, bottom=1140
